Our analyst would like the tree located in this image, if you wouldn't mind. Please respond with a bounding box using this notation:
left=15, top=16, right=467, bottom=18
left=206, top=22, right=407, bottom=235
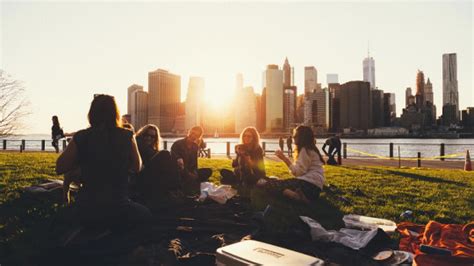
left=0, top=70, right=30, bottom=137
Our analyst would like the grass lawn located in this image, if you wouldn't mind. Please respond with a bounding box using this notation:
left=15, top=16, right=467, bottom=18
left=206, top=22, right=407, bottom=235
left=1, top=152, right=473, bottom=263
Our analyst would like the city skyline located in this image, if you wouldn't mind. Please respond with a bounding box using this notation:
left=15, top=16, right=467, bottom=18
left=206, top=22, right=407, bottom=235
left=1, top=2, right=472, bottom=134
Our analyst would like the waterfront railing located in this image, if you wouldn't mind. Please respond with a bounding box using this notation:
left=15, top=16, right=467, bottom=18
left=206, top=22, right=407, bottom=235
left=1, top=139, right=472, bottom=161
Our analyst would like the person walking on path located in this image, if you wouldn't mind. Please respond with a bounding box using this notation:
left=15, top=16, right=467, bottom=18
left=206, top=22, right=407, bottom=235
left=51, top=115, right=65, bottom=153
left=322, top=135, right=342, bottom=165
left=279, top=137, right=284, bottom=152
left=286, top=135, right=293, bottom=156
left=171, top=126, right=212, bottom=194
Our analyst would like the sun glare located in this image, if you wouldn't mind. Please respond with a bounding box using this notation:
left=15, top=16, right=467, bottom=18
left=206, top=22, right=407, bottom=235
left=205, top=90, right=232, bottom=110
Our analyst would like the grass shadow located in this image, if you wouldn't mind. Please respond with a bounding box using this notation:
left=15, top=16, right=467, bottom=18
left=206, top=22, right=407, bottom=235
left=386, top=170, right=465, bottom=186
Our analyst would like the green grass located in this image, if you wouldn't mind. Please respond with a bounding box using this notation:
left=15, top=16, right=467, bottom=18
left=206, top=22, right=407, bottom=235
left=1, top=152, right=473, bottom=263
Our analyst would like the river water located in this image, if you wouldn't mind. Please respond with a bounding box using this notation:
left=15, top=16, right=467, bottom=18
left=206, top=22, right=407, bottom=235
left=3, top=135, right=473, bottom=160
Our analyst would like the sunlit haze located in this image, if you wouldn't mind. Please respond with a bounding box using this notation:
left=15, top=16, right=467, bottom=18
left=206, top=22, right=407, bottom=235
left=1, top=1, right=472, bottom=134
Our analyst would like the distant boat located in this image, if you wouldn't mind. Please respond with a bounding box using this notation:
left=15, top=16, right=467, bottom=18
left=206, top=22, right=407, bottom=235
left=214, top=129, right=219, bottom=138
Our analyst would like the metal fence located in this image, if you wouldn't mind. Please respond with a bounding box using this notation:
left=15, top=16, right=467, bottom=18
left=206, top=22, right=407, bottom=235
left=1, top=138, right=471, bottom=161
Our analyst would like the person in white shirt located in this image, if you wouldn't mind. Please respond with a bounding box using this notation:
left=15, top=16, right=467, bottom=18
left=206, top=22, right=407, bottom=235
left=257, top=125, right=325, bottom=203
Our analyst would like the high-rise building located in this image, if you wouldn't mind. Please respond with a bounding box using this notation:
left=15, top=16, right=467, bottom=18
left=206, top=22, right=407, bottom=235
left=442, top=53, right=459, bottom=119
left=295, top=94, right=305, bottom=124
left=256, top=94, right=265, bottom=133
left=304, top=66, right=317, bottom=95
left=262, top=65, right=284, bottom=132
left=283, top=86, right=296, bottom=132
left=148, top=69, right=181, bottom=132
left=235, top=85, right=257, bottom=133
left=339, top=81, right=372, bottom=131
left=185, top=77, right=205, bottom=131
left=424, top=78, right=434, bottom=104
left=127, top=84, right=143, bottom=115
left=383, top=93, right=396, bottom=127
left=415, top=70, right=425, bottom=109
left=283, top=57, right=294, bottom=87
left=329, top=83, right=342, bottom=132
left=327, top=74, right=339, bottom=84
left=405, top=87, right=412, bottom=107
left=363, top=55, right=375, bottom=89
left=314, top=88, right=330, bottom=130
left=372, top=89, right=385, bottom=127
left=131, top=90, right=148, bottom=130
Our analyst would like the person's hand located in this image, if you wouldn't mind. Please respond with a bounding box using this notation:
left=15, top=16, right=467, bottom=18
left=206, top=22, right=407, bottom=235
left=177, top=158, right=184, bottom=170
left=275, top=149, right=285, bottom=160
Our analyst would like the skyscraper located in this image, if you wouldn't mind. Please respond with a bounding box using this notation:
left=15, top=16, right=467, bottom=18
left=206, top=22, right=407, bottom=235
left=282, top=58, right=296, bottom=131
left=263, top=65, right=283, bottom=132
left=235, top=75, right=257, bottom=133
left=424, top=78, right=434, bottom=104
left=185, top=77, right=205, bottom=131
left=372, top=89, right=385, bottom=127
left=283, top=57, right=294, bottom=87
left=148, top=69, right=181, bottom=132
left=131, top=90, right=148, bottom=130
left=283, top=86, right=296, bottom=131
left=383, top=93, right=396, bottom=127
left=363, top=55, right=375, bottom=89
left=442, top=53, right=459, bottom=119
left=405, top=87, right=412, bottom=107
left=304, top=66, right=317, bottom=95
left=415, top=70, right=425, bottom=109
left=127, top=84, right=143, bottom=115
left=339, top=81, right=372, bottom=131
left=314, top=88, right=330, bottom=129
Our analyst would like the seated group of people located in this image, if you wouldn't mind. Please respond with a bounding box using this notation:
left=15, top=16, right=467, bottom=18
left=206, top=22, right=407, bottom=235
left=56, top=94, right=327, bottom=234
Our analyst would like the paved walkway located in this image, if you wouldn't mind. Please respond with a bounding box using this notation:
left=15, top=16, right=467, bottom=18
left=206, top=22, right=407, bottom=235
left=212, top=154, right=467, bottom=170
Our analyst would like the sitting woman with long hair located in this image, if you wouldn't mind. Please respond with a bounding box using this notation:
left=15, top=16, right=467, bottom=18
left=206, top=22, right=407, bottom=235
left=220, top=127, right=266, bottom=188
left=135, top=124, right=179, bottom=203
left=258, top=125, right=325, bottom=203
left=56, top=94, right=151, bottom=232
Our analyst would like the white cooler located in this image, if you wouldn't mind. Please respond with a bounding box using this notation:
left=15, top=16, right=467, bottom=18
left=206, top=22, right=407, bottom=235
left=216, top=240, right=325, bottom=265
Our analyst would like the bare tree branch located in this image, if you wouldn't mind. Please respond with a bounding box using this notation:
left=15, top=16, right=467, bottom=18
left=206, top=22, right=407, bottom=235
left=0, top=70, right=30, bottom=137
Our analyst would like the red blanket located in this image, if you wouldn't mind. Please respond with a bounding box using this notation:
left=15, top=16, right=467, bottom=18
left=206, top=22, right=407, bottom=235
left=397, top=221, right=474, bottom=266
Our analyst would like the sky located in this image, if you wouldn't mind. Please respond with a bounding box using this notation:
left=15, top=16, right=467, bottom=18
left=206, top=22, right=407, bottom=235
left=1, top=1, right=472, bottom=134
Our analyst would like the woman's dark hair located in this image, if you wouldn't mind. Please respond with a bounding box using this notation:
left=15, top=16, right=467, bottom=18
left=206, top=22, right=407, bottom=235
left=293, top=125, right=325, bottom=164
left=52, top=115, right=59, bottom=127
left=88, top=94, right=121, bottom=129
left=136, top=124, right=161, bottom=151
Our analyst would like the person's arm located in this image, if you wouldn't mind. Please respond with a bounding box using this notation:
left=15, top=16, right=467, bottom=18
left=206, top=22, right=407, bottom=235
left=130, top=135, right=142, bottom=173
left=322, top=143, right=329, bottom=156
left=56, top=139, right=78, bottom=174
left=275, top=149, right=292, bottom=168
left=286, top=148, right=311, bottom=176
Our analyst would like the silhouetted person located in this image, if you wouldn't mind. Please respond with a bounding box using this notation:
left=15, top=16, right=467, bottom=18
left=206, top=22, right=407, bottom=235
left=279, top=137, right=284, bottom=152
left=171, top=126, right=212, bottom=194
left=322, top=135, right=342, bottom=165
left=56, top=94, right=151, bottom=235
left=135, top=124, right=179, bottom=204
left=51, top=115, right=65, bottom=153
left=286, top=135, right=293, bottom=156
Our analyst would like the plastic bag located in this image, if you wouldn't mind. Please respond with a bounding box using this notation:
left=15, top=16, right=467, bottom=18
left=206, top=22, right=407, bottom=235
left=343, top=214, right=397, bottom=234
left=199, top=182, right=237, bottom=204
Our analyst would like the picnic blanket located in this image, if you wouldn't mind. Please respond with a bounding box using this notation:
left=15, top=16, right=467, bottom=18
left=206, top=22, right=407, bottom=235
left=397, top=221, right=474, bottom=266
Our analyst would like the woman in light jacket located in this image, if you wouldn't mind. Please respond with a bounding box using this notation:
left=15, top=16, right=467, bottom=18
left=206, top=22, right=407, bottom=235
left=258, top=125, right=325, bottom=203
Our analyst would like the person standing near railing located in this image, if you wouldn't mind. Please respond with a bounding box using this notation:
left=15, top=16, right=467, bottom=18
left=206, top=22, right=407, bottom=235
left=322, top=135, right=342, bottom=165
left=51, top=115, right=65, bottom=153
